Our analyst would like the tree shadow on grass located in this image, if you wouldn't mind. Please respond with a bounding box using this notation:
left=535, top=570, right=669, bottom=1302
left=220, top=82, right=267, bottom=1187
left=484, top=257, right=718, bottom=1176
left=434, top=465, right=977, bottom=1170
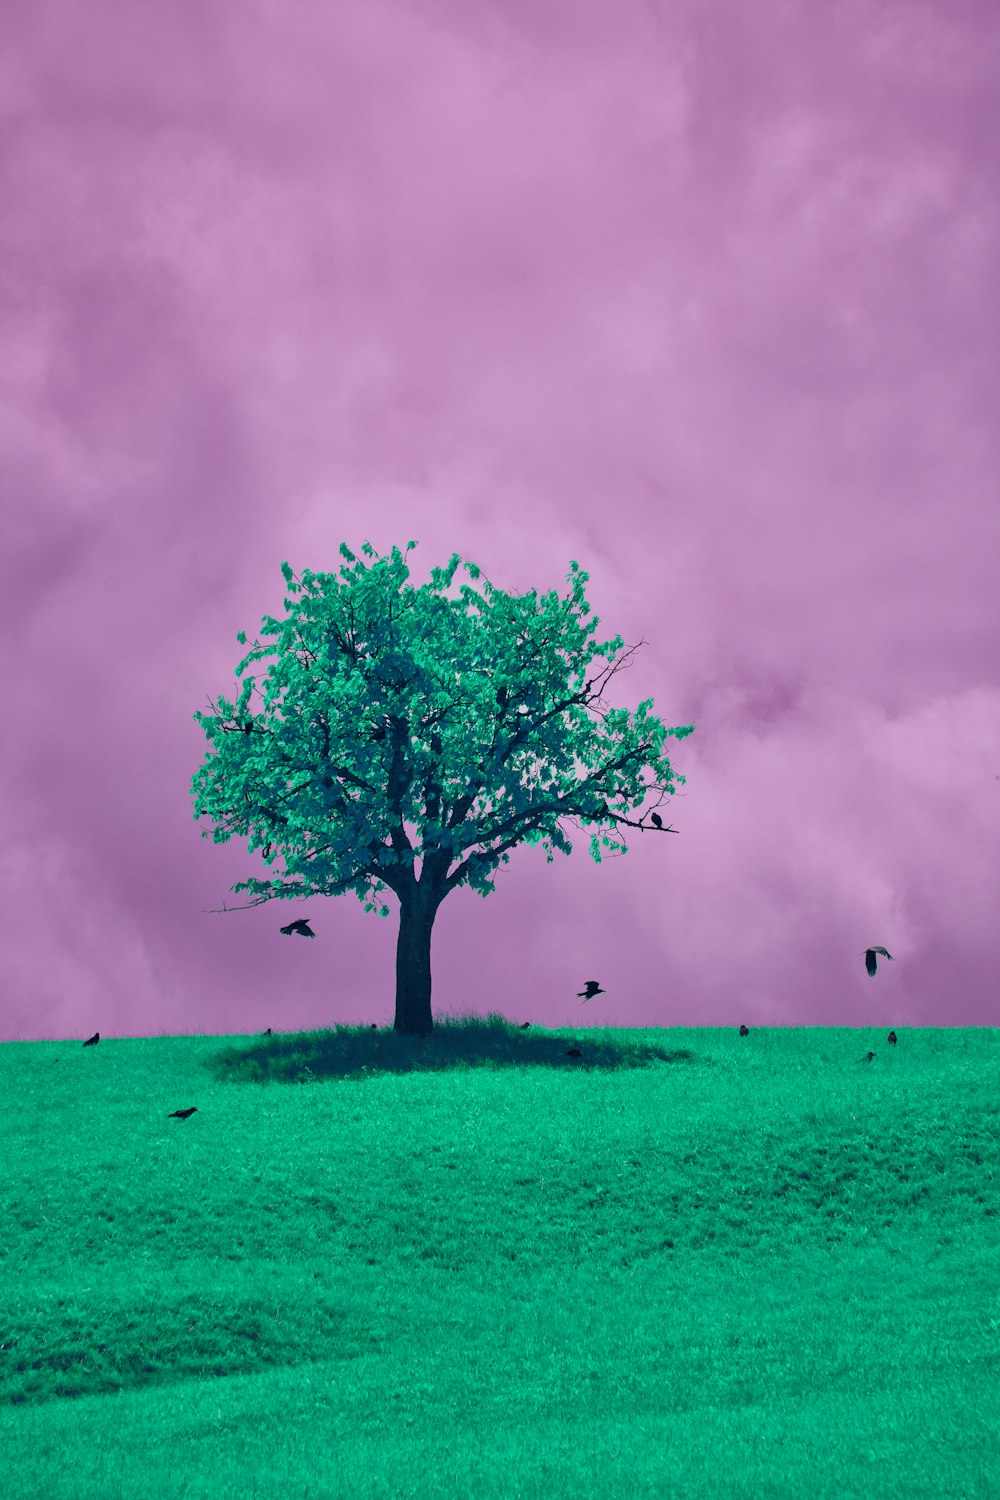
left=203, top=1008, right=708, bottom=1088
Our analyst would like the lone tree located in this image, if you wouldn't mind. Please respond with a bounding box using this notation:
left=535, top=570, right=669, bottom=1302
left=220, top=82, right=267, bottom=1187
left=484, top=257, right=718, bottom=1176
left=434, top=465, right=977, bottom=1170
left=190, top=541, right=694, bottom=1036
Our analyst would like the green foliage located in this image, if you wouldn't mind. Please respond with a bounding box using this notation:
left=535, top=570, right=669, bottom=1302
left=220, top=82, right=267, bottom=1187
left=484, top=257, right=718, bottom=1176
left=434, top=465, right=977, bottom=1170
left=190, top=540, right=693, bottom=915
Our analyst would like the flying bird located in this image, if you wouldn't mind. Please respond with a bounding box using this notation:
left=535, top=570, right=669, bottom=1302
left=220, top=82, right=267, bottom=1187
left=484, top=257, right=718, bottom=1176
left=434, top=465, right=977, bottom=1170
left=857, top=1051, right=875, bottom=1064
left=887, top=1030, right=897, bottom=1046
left=577, top=980, right=605, bottom=1001
left=280, top=919, right=315, bottom=938
left=739, top=1025, right=749, bottom=1037
left=82, top=1032, right=100, bottom=1048
left=566, top=1047, right=583, bottom=1058
left=168, top=1107, right=198, bottom=1119
left=864, top=946, right=892, bottom=977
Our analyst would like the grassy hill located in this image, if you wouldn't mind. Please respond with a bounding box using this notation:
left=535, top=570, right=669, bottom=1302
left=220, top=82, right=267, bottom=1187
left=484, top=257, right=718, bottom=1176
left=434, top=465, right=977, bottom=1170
left=2, top=1015, right=998, bottom=1499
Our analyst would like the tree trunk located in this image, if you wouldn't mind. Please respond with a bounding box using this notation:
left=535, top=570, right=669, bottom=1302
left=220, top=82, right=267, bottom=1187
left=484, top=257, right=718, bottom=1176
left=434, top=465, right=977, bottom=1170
left=392, top=882, right=441, bottom=1036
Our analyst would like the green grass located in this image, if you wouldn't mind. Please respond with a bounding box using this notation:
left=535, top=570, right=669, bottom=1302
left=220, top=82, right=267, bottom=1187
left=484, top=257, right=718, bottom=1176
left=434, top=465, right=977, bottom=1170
left=2, top=1013, right=999, bottom=1499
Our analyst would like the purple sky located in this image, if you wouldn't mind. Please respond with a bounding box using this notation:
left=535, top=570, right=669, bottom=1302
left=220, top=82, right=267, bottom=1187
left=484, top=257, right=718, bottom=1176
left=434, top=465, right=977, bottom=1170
left=3, top=1, right=998, bottom=1043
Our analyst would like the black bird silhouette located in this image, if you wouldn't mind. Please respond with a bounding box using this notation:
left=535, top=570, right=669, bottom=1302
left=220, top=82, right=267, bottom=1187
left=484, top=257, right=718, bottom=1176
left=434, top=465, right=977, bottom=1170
left=887, top=1030, right=897, bottom=1046
left=264, top=1028, right=272, bottom=1037
left=82, top=1032, right=100, bottom=1047
left=566, top=1047, right=582, bottom=1058
left=739, top=1024, right=749, bottom=1037
left=280, top=919, right=315, bottom=938
left=857, top=1051, right=875, bottom=1064
left=577, top=980, right=605, bottom=1001
left=370, top=1024, right=377, bottom=1031
left=519, top=1022, right=531, bottom=1029
left=864, top=946, right=892, bottom=977
left=650, top=812, right=663, bottom=828
left=168, top=1107, right=198, bottom=1119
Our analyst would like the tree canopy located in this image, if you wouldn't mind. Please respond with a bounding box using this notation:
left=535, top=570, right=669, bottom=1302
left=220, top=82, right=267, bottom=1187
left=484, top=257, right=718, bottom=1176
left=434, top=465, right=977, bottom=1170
left=190, top=540, right=694, bottom=1033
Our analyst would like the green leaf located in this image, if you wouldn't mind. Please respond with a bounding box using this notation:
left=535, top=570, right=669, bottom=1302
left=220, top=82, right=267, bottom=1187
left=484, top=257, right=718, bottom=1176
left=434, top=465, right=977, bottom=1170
left=190, top=542, right=693, bottom=918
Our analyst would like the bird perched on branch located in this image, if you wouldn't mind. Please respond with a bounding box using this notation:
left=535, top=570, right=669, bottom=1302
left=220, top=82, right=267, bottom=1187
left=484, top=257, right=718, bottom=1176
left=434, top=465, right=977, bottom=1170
left=82, top=1032, right=100, bottom=1047
left=577, top=980, right=605, bottom=1001
left=864, top=946, right=892, bottom=977
left=168, top=1107, right=198, bottom=1119
left=280, top=919, right=315, bottom=938
left=646, top=811, right=677, bottom=832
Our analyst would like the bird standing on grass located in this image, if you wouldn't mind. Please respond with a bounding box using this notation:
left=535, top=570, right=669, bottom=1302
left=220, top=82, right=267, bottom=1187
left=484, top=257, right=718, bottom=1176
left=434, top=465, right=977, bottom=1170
left=168, top=1107, right=198, bottom=1119
left=864, top=946, right=892, bottom=977
left=82, top=1032, right=100, bottom=1047
left=577, top=980, right=605, bottom=1001
left=739, top=1025, right=749, bottom=1037
left=566, top=1048, right=582, bottom=1058
left=280, top=919, right=315, bottom=938
left=519, top=1022, right=531, bottom=1030
left=857, top=1051, right=875, bottom=1064
left=264, top=1028, right=272, bottom=1037
left=887, top=1030, right=897, bottom=1045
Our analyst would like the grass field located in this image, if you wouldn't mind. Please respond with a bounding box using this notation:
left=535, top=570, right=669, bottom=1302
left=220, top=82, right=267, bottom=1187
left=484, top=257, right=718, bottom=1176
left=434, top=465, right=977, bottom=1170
left=2, top=1013, right=998, bottom=1499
